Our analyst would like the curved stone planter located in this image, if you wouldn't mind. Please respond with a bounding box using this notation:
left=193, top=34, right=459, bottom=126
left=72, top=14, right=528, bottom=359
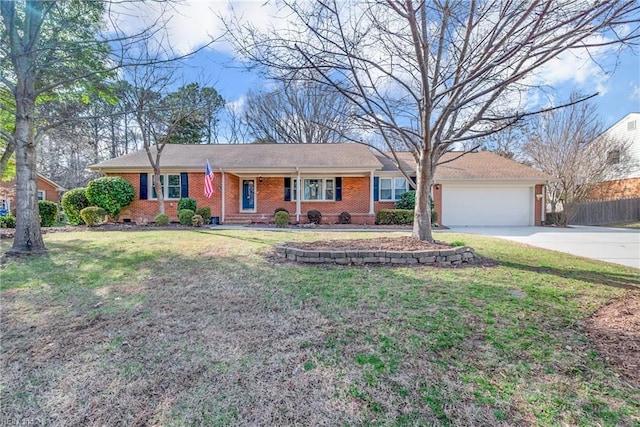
left=275, top=244, right=475, bottom=266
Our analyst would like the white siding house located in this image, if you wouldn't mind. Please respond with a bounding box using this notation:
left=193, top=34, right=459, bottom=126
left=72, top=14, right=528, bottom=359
left=600, top=113, right=640, bottom=180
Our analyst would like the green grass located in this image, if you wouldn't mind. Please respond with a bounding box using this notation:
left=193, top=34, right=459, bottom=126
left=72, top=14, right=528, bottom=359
left=1, top=229, right=638, bottom=426
left=602, top=221, right=640, bottom=229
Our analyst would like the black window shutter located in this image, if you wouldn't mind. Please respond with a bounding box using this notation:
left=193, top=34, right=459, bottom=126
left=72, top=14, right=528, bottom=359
left=284, top=177, right=291, bottom=201
left=140, top=173, right=148, bottom=200
left=335, top=177, right=342, bottom=201
left=409, top=176, right=417, bottom=189
left=180, top=173, right=189, bottom=197
left=373, top=177, right=379, bottom=201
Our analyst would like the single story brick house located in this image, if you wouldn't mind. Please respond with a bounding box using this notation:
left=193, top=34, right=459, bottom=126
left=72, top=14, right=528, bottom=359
left=0, top=173, right=66, bottom=215
left=90, top=143, right=551, bottom=226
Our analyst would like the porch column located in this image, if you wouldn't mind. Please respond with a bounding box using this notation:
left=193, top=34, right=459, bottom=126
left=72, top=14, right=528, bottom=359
left=369, top=171, right=375, bottom=214
left=296, top=169, right=301, bottom=223
left=220, top=168, right=225, bottom=224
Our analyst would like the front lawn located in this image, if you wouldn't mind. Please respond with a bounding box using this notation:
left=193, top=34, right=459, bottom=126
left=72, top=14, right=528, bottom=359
left=1, top=230, right=638, bottom=425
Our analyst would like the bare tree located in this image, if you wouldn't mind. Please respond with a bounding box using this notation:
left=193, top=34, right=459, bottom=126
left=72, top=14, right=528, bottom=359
left=469, top=121, right=528, bottom=161
left=222, top=99, right=252, bottom=143
left=226, top=0, right=639, bottom=241
left=244, top=80, right=355, bottom=143
left=523, top=98, right=629, bottom=226
left=124, top=58, right=219, bottom=214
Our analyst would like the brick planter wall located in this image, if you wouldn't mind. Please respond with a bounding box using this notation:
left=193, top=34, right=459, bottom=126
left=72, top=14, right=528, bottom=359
left=275, top=244, right=475, bottom=266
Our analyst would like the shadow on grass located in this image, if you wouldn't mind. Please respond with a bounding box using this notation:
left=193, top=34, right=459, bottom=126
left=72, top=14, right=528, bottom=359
left=498, top=260, right=640, bottom=291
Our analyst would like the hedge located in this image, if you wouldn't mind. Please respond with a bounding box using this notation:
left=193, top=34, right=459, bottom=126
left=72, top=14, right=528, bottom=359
left=61, top=188, right=89, bottom=225
left=376, top=209, right=414, bottom=225
left=38, top=200, right=58, bottom=227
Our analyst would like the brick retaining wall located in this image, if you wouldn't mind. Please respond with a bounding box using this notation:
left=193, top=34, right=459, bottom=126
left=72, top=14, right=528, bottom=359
left=275, top=244, right=475, bottom=266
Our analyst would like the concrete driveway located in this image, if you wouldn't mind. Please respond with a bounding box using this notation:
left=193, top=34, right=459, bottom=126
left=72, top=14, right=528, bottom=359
left=447, top=225, right=640, bottom=269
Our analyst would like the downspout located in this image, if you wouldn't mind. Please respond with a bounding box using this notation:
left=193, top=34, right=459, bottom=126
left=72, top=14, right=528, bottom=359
left=542, top=181, right=547, bottom=225
left=220, top=168, right=225, bottom=224
left=369, top=170, right=375, bottom=214
left=296, top=167, right=301, bottom=223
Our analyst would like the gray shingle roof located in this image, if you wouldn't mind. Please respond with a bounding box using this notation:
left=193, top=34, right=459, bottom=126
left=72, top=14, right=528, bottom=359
left=92, top=143, right=552, bottom=182
left=375, top=151, right=553, bottom=181
left=91, top=143, right=381, bottom=171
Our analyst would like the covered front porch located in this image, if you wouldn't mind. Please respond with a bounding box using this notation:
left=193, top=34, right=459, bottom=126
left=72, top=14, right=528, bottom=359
left=216, top=168, right=378, bottom=225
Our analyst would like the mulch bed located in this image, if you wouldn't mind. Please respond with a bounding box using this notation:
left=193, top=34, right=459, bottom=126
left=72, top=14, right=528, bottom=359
left=585, top=292, right=640, bottom=386
left=284, top=236, right=452, bottom=251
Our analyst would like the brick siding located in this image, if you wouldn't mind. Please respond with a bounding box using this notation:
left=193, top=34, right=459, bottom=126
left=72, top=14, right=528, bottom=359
left=587, top=178, right=640, bottom=200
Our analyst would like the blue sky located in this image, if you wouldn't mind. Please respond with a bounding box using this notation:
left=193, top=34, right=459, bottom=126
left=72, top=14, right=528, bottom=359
left=112, top=0, right=640, bottom=131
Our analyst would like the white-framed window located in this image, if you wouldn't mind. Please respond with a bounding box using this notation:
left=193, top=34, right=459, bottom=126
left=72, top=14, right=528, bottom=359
left=150, top=174, right=181, bottom=199
left=37, top=190, right=46, bottom=201
left=379, top=177, right=409, bottom=201
left=292, top=178, right=335, bottom=201
left=0, top=199, right=9, bottom=211
left=607, top=149, right=621, bottom=165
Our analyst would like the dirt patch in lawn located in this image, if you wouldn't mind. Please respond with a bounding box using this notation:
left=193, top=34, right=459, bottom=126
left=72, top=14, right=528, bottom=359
left=585, top=291, right=640, bottom=386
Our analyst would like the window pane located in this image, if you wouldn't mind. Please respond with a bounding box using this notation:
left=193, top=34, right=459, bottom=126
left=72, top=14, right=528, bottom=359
left=395, top=178, right=407, bottom=199
left=292, top=179, right=298, bottom=201
left=167, top=174, right=181, bottom=199
left=380, top=178, right=392, bottom=200
left=325, top=179, right=334, bottom=200
left=304, top=179, right=322, bottom=200
left=151, top=174, right=164, bottom=199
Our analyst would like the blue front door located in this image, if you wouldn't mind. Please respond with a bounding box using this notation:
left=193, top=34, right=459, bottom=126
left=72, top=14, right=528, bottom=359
left=242, top=179, right=255, bottom=211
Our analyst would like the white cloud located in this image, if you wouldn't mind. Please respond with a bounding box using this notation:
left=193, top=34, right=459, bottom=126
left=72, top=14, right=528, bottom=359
left=631, top=82, right=640, bottom=102
left=107, top=0, right=288, bottom=55
left=226, top=95, right=246, bottom=113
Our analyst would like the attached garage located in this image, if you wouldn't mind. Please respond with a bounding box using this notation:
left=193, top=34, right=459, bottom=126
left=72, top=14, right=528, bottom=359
left=441, top=185, right=534, bottom=226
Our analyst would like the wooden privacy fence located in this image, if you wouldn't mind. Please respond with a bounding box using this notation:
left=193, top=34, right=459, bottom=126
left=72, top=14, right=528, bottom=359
left=571, top=197, right=640, bottom=225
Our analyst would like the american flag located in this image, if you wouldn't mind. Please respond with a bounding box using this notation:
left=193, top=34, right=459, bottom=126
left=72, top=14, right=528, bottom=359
left=204, top=160, right=214, bottom=198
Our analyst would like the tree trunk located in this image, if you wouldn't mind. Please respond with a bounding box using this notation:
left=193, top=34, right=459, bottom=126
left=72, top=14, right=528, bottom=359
left=8, top=106, right=46, bottom=255
left=153, top=166, right=165, bottom=214
left=411, top=150, right=434, bottom=242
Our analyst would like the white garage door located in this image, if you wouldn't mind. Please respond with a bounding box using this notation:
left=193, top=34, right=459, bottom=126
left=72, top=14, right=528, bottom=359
left=442, top=186, right=533, bottom=226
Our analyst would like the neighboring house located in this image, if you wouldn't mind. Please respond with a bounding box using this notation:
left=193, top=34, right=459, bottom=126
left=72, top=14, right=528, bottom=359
left=0, top=174, right=66, bottom=215
left=588, top=112, right=640, bottom=200
left=90, top=143, right=551, bottom=227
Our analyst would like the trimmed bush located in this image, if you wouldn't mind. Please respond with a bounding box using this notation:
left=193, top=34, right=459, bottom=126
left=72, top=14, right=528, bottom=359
left=395, top=190, right=416, bottom=210
left=192, top=214, right=204, bottom=227
left=178, top=197, right=197, bottom=212
left=195, top=207, right=211, bottom=224
left=38, top=200, right=58, bottom=227
left=178, top=209, right=195, bottom=226
left=80, top=206, right=107, bottom=227
left=274, top=207, right=289, bottom=215
left=0, top=214, right=16, bottom=228
left=545, top=212, right=565, bottom=226
left=86, top=177, right=135, bottom=220
left=61, top=188, right=89, bottom=225
left=154, top=213, right=170, bottom=226
left=274, top=211, right=290, bottom=228
left=307, top=209, right=322, bottom=224
left=339, top=211, right=352, bottom=224
left=376, top=209, right=413, bottom=225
